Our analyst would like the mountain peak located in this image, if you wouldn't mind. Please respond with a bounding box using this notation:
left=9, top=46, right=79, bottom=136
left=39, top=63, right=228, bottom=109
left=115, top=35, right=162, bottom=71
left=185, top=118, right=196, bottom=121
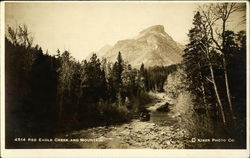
left=139, top=25, right=165, bottom=35
left=94, top=25, right=184, bottom=68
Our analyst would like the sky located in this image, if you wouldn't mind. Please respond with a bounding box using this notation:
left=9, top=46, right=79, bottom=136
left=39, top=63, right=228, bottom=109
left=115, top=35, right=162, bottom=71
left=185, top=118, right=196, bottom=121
left=5, top=2, right=246, bottom=60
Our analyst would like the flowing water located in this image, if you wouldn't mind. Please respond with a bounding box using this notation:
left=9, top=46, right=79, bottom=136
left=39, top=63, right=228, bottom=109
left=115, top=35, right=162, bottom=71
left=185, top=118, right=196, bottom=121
left=149, top=107, right=178, bottom=126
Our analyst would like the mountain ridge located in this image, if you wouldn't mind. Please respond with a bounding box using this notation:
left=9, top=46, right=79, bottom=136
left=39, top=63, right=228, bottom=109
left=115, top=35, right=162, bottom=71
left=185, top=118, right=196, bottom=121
left=88, top=25, right=184, bottom=68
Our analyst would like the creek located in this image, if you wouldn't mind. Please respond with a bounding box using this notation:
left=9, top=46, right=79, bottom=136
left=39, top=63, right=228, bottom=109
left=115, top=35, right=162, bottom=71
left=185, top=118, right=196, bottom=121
left=51, top=92, right=189, bottom=149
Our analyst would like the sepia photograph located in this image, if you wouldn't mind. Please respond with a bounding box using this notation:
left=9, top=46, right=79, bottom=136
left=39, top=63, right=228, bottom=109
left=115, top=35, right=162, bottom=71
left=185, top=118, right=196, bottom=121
left=0, top=0, right=249, bottom=157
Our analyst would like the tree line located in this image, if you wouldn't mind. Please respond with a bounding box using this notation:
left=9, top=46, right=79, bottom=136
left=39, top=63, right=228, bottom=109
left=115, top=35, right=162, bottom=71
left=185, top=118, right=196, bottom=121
left=5, top=25, right=176, bottom=147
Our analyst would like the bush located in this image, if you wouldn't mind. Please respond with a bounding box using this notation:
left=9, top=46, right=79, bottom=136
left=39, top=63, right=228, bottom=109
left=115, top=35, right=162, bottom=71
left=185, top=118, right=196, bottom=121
left=97, top=100, right=131, bottom=124
left=164, top=67, right=188, bottom=98
left=173, top=92, right=215, bottom=148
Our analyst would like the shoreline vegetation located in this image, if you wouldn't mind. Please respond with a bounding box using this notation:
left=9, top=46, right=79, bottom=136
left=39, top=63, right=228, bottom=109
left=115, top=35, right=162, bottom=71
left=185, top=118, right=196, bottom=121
left=5, top=3, right=246, bottom=149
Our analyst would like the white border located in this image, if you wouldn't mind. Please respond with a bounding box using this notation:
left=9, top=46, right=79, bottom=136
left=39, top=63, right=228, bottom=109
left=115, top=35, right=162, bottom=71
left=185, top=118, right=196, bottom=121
left=0, top=1, right=249, bottom=158
left=1, top=0, right=6, bottom=157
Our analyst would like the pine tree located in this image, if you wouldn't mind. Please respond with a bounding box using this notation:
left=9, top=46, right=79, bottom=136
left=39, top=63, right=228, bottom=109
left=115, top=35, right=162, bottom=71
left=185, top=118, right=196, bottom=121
left=112, top=52, right=124, bottom=92
left=83, top=53, right=107, bottom=101
left=183, top=11, right=208, bottom=104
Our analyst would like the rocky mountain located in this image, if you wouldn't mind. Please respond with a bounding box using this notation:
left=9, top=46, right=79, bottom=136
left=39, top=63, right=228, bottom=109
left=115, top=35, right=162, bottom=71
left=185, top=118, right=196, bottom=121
left=92, top=25, right=184, bottom=68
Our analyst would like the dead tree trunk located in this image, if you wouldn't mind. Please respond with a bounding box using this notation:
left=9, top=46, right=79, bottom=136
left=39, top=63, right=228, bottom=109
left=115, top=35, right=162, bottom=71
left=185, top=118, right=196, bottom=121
left=207, top=59, right=226, bottom=125
left=201, top=41, right=227, bottom=125
left=222, top=55, right=236, bottom=122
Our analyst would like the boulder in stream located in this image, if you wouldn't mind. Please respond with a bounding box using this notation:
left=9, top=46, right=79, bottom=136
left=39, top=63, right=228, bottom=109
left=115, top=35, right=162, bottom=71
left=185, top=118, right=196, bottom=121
left=139, top=109, right=150, bottom=121
left=156, top=102, right=170, bottom=112
left=139, top=112, right=150, bottom=121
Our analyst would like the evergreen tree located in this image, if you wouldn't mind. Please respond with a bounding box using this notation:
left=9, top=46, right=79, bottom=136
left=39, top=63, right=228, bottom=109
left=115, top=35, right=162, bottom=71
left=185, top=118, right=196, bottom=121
left=140, top=63, right=149, bottom=91
left=111, top=52, right=124, bottom=97
left=183, top=11, right=209, bottom=106
left=83, top=53, right=107, bottom=102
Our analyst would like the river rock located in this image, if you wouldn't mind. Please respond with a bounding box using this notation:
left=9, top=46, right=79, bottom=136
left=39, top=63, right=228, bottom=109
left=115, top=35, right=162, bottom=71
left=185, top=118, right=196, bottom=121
left=160, top=131, right=166, bottom=135
left=163, top=141, right=170, bottom=146
left=156, top=102, right=170, bottom=112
